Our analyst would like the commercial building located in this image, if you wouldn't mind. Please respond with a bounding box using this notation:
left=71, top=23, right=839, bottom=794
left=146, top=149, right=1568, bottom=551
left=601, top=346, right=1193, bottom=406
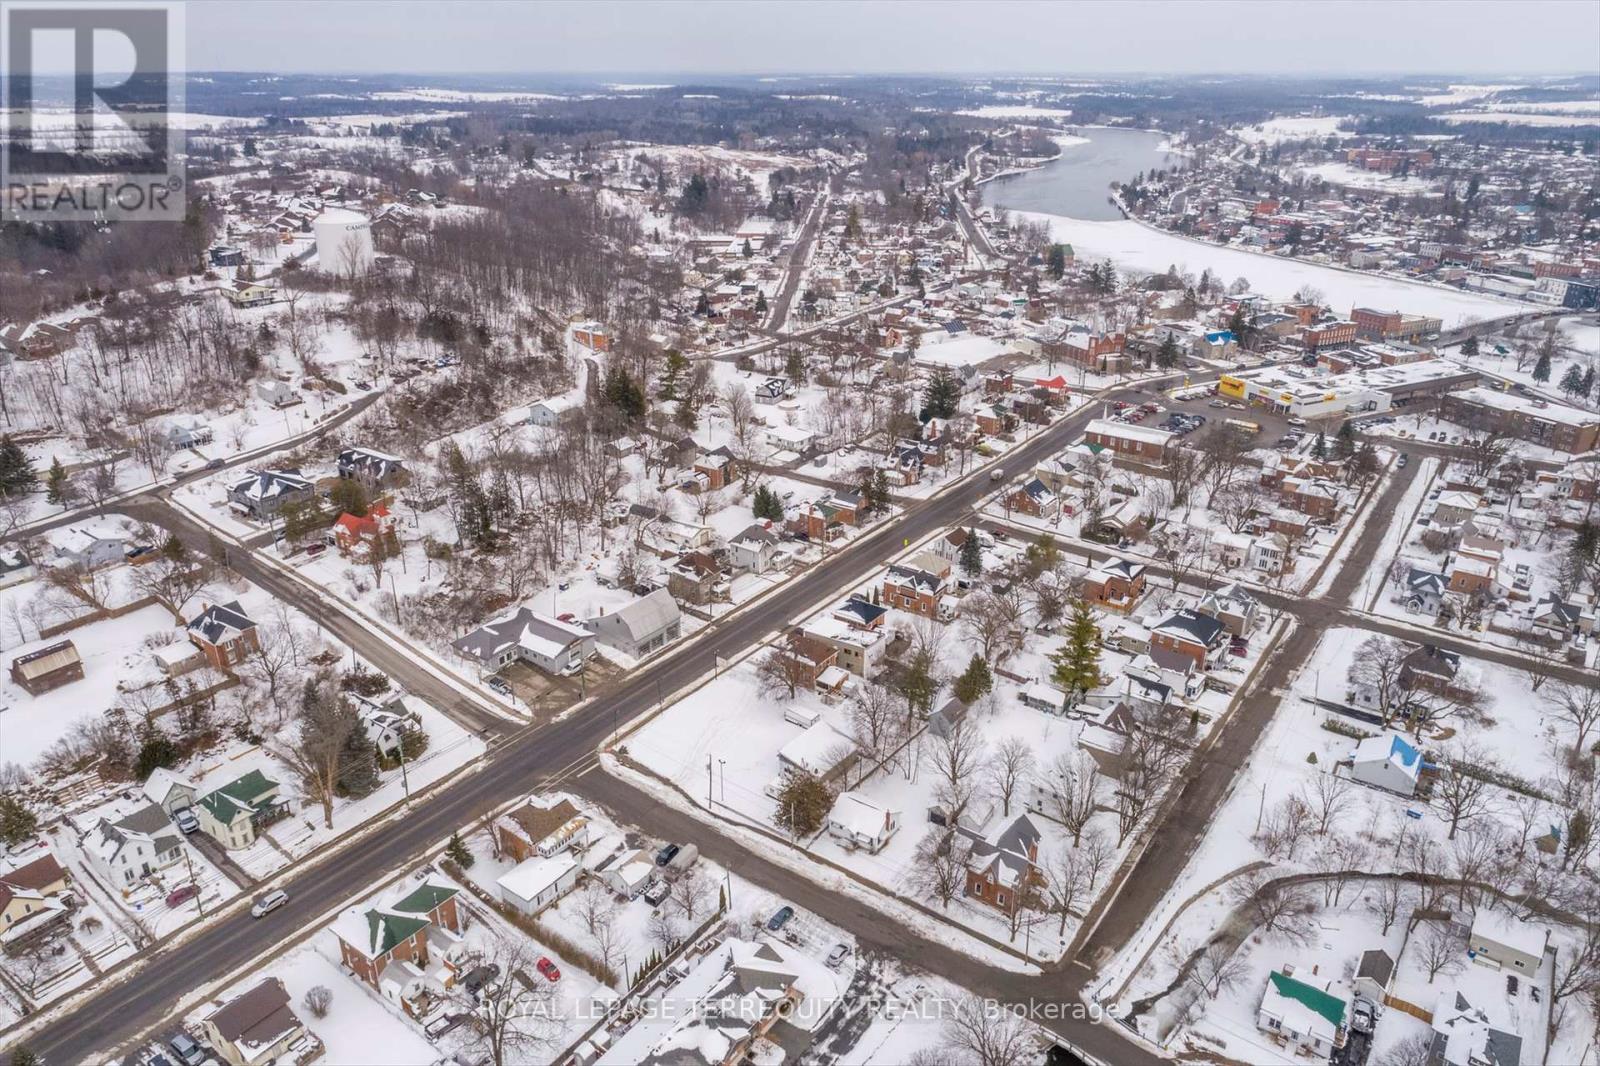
left=1217, top=360, right=1477, bottom=419
left=1439, top=387, right=1600, bottom=454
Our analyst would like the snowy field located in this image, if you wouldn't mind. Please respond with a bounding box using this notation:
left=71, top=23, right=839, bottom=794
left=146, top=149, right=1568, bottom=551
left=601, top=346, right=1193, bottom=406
left=1296, top=162, right=1443, bottom=195
left=1235, top=116, right=1352, bottom=144
left=956, top=105, right=1075, bottom=121
left=1014, top=210, right=1525, bottom=329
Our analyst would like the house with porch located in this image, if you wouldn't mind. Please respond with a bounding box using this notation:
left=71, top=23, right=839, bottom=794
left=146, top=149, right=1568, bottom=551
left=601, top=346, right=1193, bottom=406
left=186, top=601, right=261, bottom=670
left=196, top=770, right=286, bottom=850
left=333, top=879, right=463, bottom=1004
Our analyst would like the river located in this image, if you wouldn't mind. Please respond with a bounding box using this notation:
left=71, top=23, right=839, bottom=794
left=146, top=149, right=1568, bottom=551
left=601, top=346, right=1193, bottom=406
left=977, top=128, right=1520, bottom=327
left=980, top=127, right=1183, bottom=222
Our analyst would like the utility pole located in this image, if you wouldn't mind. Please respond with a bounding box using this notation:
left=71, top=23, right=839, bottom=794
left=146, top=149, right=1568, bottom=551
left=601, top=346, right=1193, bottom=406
left=706, top=755, right=714, bottom=809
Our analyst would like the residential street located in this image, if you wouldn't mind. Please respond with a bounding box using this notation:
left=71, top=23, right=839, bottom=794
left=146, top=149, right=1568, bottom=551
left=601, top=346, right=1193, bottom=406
left=14, top=379, right=1184, bottom=1065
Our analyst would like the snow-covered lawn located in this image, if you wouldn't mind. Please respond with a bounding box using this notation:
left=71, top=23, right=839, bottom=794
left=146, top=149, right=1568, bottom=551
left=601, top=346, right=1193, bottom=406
left=1296, top=162, right=1443, bottom=196
left=1235, top=116, right=1353, bottom=144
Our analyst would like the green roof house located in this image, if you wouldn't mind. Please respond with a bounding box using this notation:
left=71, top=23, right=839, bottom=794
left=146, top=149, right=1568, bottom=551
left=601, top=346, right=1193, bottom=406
left=1257, top=968, right=1346, bottom=1059
left=196, top=770, right=283, bottom=850
left=332, top=879, right=463, bottom=1001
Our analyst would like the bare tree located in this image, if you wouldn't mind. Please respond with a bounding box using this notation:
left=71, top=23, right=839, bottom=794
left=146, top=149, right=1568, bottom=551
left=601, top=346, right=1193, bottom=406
left=850, top=681, right=906, bottom=773
left=451, top=934, right=562, bottom=1066
left=924, top=714, right=987, bottom=822
left=1431, top=743, right=1500, bottom=840
left=573, top=879, right=615, bottom=937
left=943, top=993, right=1033, bottom=1066
left=1375, top=1033, right=1435, bottom=1066
left=985, top=738, right=1034, bottom=817
left=1229, top=872, right=1315, bottom=944
left=1185, top=939, right=1251, bottom=1001
left=1548, top=682, right=1600, bottom=757
left=1417, top=922, right=1465, bottom=983
left=1039, top=750, right=1101, bottom=846
left=1256, top=795, right=1316, bottom=861
left=963, top=592, right=1015, bottom=662
left=670, top=868, right=712, bottom=921
left=756, top=639, right=815, bottom=700
left=1346, top=635, right=1409, bottom=725
left=303, top=985, right=332, bottom=1019
left=910, top=828, right=968, bottom=910
left=1303, top=772, right=1355, bottom=836
left=273, top=672, right=360, bottom=829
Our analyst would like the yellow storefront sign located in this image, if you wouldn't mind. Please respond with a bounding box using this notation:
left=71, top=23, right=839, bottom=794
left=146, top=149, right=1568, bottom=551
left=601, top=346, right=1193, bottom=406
left=1218, top=376, right=1247, bottom=399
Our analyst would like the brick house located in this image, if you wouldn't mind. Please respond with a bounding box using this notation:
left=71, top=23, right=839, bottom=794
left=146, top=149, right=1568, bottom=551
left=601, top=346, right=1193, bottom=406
left=1007, top=477, right=1060, bottom=519
left=186, top=601, right=261, bottom=670
left=1301, top=320, right=1358, bottom=351
left=333, top=880, right=462, bottom=998
left=668, top=550, right=729, bottom=605
left=1279, top=477, right=1339, bottom=519
left=1083, top=558, right=1146, bottom=613
left=1149, top=609, right=1228, bottom=672
left=691, top=446, right=738, bottom=491
left=960, top=814, right=1044, bottom=916
left=494, top=797, right=589, bottom=863
left=329, top=505, right=397, bottom=555
left=882, top=552, right=952, bottom=618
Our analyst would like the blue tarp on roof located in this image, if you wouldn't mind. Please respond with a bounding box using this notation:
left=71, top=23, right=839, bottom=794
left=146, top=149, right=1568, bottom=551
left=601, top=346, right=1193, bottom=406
left=1390, top=735, right=1420, bottom=769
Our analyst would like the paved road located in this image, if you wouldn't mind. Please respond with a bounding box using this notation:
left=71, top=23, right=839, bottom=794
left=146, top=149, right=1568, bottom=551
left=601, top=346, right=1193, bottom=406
left=765, top=191, right=827, bottom=334
left=13, top=380, right=1180, bottom=1065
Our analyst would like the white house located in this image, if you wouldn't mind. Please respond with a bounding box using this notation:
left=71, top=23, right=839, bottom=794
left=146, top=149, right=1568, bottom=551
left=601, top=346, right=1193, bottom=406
left=1349, top=733, right=1423, bottom=796
left=826, top=792, right=899, bottom=853
left=452, top=607, right=595, bottom=676
left=527, top=393, right=581, bottom=427
left=1468, top=911, right=1549, bottom=973
left=0, top=548, right=35, bottom=590
left=1257, top=969, right=1346, bottom=1060
left=583, top=588, right=682, bottom=659
left=595, top=848, right=654, bottom=898
left=496, top=853, right=580, bottom=916
left=53, top=525, right=126, bottom=570
left=84, top=805, right=185, bottom=889
left=730, top=523, right=782, bottom=574
left=141, top=768, right=198, bottom=815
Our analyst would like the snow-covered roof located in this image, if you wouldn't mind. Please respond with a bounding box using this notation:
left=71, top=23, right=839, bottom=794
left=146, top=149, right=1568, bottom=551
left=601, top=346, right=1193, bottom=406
left=777, top=721, right=856, bottom=777
left=496, top=853, right=578, bottom=902
left=1353, top=733, right=1422, bottom=781
left=1469, top=910, right=1549, bottom=961
left=828, top=791, right=895, bottom=839
left=1085, top=418, right=1177, bottom=447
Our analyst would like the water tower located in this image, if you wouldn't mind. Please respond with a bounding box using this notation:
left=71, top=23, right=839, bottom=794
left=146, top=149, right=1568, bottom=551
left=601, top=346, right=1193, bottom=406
left=313, top=208, right=375, bottom=277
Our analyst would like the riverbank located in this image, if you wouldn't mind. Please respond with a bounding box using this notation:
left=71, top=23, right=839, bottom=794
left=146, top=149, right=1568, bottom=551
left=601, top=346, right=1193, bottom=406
left=1016, top=207, right=1525, bottom=326
left=973, top=134, right=1090, bottom=188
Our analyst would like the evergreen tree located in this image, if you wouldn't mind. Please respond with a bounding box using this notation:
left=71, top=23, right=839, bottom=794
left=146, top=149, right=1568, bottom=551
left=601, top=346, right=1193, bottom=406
left=0, top=794, right=39, bottom=847
left=1155, top=333, right=1181, bottom=369
left=1050, top=599, right=1102, bottom=705
left=1460, top=334, right=1479, bottom=358
left=923, top=365, right=961, bottom=420
left=741, top=238, right=753, bottom=258
left=1045, top=243, right=1067, bottom=279
left=895, top=650, right=939, bottom=716
left=658, top=350, right=688, bottom=402
left=1583, top=365, right=1596, bottom=400
left=1532, top=348, right=1552, bottom=384
left=445, top=832, right=475, bottom=868
left=959, top=528, right=983, bottom=576
left=1312, top=431, right=1328, bottom=460
left=785, top=348, right=807, bottom=385
left=45, top=456, right=70, bottom=507
left=952, top=654, right=993, bottom=704
left=1559, top=363, right=1586, bottom=399
left=0, top=434, right=36, bottom=497
left=754, top=291, right=768, bottom=316
left=337, top=728, right=380, bottom=798
left=134, top=730, right=181, bottom=780
left=8, top=1047, right=38, bottom=1066
left=1334, top=419, right=1356, bottom=459
left=602, top=366, right=647, bottom=418
left=871, top=469, right=891, bottom=515
left=774, top=774, right=834, bottom=836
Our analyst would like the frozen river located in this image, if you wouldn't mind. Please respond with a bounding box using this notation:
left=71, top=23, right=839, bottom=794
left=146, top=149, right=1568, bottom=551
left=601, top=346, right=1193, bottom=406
left=983, top=128, right=1523, bottom=327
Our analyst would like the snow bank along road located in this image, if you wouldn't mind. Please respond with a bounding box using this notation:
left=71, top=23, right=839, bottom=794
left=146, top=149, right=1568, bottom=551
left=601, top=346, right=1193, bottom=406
left=15, top=376, right=1190, bottom=1066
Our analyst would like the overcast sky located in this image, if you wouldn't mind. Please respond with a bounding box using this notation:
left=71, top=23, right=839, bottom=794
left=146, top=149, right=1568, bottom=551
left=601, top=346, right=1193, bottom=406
left=180, top=0, right=1600, bottom=77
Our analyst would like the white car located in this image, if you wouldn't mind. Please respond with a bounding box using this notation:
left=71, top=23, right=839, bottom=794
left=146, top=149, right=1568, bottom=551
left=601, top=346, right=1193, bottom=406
left=1285, top=416, right=1306, bottom=427
left=250, top=889, right=289, bottom=918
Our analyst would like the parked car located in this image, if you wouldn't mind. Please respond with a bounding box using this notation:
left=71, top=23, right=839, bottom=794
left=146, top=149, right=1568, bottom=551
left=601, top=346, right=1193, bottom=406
left=1351, top=997, right=1376, bottom=1033
left=655, top=843, right=681, bottom=867
left=1397, top=453, right=1410, bottom=469
left=169, top=1034, right=206, bottom=1066
left=203, top=458, right=226, bottom=471
left=1285, top=416, right=1306, bottom=427
left=767, top=905, right=795, bottom=931
left=462, top=963, right=501, bottom=998
left=826, top=944, right=850, bottom=969
left=174, top=807, right=200, bottom=834
left=166, top=883, right=199, bottom=907
left=486, top=677, right=513, bottom=697
left=1513, top=563, right=1531, bottom=590
left=536, top=956, right=562, bottom=982
left=250, top=889, right=289, bottom=918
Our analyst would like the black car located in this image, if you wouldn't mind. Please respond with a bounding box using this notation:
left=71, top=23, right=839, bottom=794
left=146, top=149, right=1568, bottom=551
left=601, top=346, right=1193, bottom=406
left=462, top=963, right=501, bottom=998
left=655, top=843, right=681, bottom=866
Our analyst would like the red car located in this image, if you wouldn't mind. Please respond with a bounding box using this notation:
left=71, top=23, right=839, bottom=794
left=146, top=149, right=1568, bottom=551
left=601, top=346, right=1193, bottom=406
left=166, top=883, right=199, bottom=907
left=536, top=956, right=561, bottom=982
